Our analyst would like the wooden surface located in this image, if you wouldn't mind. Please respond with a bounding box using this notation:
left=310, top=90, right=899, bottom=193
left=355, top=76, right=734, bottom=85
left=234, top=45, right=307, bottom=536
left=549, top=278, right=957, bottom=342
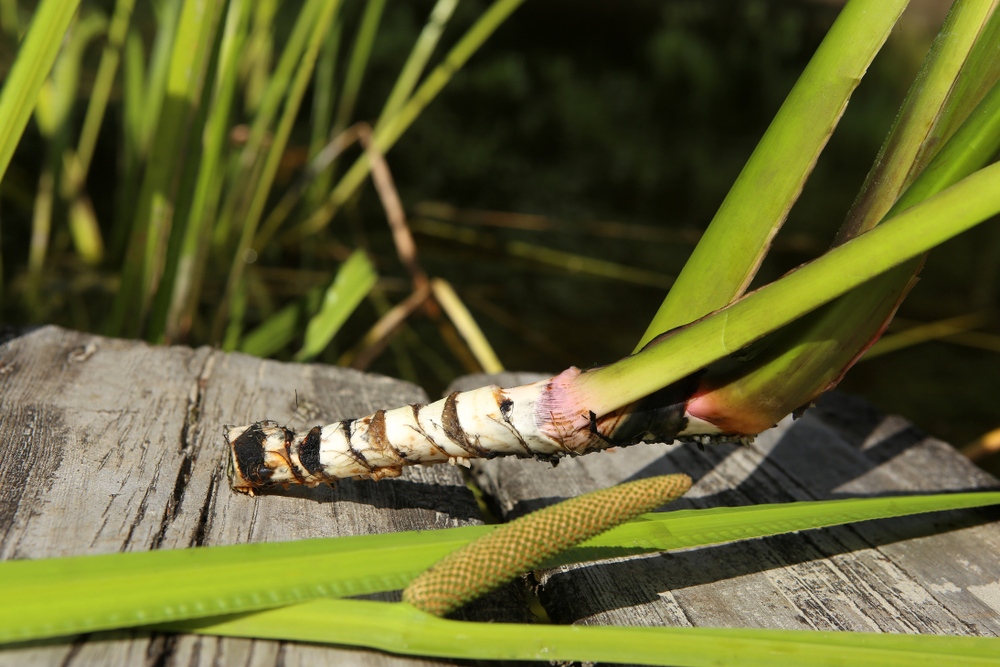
left=452, top=372, right=1000, bottom=637
left=2, top=328, right=999, bottom=666
left=0, top=326, right=522, bottom=667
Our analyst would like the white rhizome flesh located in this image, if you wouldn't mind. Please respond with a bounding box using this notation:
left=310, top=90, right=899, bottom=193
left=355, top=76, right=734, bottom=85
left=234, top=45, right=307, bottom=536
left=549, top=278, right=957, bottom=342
left=225, top=369, right=739, bottom=494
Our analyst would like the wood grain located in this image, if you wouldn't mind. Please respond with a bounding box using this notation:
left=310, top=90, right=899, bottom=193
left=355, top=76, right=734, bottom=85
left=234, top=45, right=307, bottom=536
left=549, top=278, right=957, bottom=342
left=451, top=372, right=1000, bottom=637
left=0, top=327, right=523, bottom=667
left=4, top=331, right=999, bottom=666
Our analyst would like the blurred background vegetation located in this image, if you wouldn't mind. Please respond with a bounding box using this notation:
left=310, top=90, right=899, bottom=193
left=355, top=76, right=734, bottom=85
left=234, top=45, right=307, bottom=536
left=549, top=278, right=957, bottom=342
left=0, top=0, right=998, bottom=463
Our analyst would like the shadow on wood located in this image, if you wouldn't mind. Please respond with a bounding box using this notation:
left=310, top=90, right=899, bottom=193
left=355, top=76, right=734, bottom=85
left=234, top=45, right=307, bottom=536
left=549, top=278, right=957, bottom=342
left=0, top=327, right=527, bottom=666
left=2, top=330, right=999, bottom=665
left=456, top=372, right=1000, bottom=637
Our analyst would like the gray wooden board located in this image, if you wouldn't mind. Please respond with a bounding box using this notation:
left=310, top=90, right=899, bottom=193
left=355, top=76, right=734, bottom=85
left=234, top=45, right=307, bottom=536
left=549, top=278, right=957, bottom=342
left=450, top=372, right=1000, bottom=640
left=0, top=326, right=526, bottom=667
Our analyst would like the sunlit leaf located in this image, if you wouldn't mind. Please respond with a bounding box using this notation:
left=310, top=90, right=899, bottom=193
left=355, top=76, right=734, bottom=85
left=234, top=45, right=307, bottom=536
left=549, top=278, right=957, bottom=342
left=295, top=250, right=377, bottom=361
left=2, top=491, right=998, bottom=644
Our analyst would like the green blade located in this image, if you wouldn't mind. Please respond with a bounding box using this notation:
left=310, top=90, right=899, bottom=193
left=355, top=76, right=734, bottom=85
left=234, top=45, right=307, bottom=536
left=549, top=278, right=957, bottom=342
left=375, top=0, right=460, bottom=130
left=294, top=249, right=377, bottom=361
left=332, top=0, right=387, bottom=134
left=2, top=491, right=998, bottom=645
left=574, top=160, right=1000, bottom=417
left=662, top=59, right=1000, bottom=436
left=835, top=0, right=1000, bottom=245
left=0, top=0, right=82, bottom=183
left=279, top=0, right=529, bottom=248
left=240, top=300, right=301, bottom=357
left=210, top=0, right=343, bottom=345
left=569, top=491, right=1000, bottom=562
left=75, top=0, right=137, bottom=175
left=175, top=598, right=1000, bottom=667
left=635, top=0, right=909, bottom=348
left=33, top=12, right=108, bottom=137
left=161, top=0, right=251, bottom=343
left=0, top=524, right=487, bottom=644
left=109, top=0, right=223, bottom=337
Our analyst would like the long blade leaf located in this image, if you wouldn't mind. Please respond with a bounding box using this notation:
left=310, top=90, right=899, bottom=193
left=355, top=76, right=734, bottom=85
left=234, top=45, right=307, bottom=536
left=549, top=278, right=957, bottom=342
left=667, top=56, right=1000, bottom=435
left=2, top=491, right=998, bottom=644
left=278, top=0, right=528, bottom=247
left=109, top=0, right=223, bottom=337
left=635, top=0, right=909, bottom=348
left=375, top=0, right=460, bottom=130
left=575, top=161, right=1000, bottom=416
left=210, top=0, right=343, bottom=345
left=294, top=249, right=377, bottom=361
left=835, top=0, right=1000, bottom=245
left=0, top=0, right=82, bottom=183
left=175, top=597, right=1000, bottom=667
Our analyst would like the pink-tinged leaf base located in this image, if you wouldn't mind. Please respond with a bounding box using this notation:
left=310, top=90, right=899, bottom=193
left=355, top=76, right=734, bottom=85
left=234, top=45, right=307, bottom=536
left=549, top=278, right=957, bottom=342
left=685, top=265, right=918, bottom=435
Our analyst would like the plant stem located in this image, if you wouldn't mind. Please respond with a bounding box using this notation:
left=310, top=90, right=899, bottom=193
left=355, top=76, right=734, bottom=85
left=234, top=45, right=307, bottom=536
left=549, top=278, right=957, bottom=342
left=75, top=0, right=136, bottom=176
left=568, top=162, right=1000, bottom=423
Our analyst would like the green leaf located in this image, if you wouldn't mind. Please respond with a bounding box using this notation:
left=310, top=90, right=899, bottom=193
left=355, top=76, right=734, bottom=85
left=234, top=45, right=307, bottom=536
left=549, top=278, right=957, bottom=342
left=210, top=0, right=343, bottom=345
left=2, top=491, right=998, bottom=645
left=304, top=13, right=341, bottom=211
left=294, top=249, right=377, bottom=361
left=0, top=0, right=20, bottom=40
left=175, top=598, right=1000, bottom=667
left=161, top=0, right=252, bottom=343
left=836, top=0, right=1000, bottom=245
left=34, top=12, right=108, bottom=137
left=575, top=161, right=1000, bottom=417
left=109, top=0, right=224, bottom=337
left=240, top=300, right=301, bottom=358
left=635, top=0, right=909, bottom=348
left=0, top=0, right=82, bottom=183
left=332, top=0, right=387, bottom=134
left=375, top=0, right=460, bottom=130
left=76, top=0, right=137, bottom=174
left=930, top=7, right=1000, bottom=150
left=0, top=523, right=487, bottom=644
left=281, top=0, right=530, bottom=246
left=121, top=28, right=145, bottom=162
left=892, top=73, right=1000, bottom=218
left=661, top=49, right=1000, bottom=435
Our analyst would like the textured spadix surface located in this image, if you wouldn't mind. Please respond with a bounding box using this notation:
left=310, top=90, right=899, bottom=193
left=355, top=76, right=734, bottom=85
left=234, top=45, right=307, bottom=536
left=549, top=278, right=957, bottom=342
left=402, top=474, right=693, bottom=616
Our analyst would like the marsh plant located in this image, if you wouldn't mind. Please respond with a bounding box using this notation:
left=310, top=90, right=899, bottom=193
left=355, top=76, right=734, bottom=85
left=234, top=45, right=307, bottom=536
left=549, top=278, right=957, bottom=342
left=1, top=0, right=1000, bottom=664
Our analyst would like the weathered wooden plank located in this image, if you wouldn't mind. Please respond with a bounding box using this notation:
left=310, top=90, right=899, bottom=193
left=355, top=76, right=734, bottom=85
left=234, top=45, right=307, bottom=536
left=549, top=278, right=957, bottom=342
left=452, top=372, right=1000, bottom=637
left=0, top=327, right=523, bottom=667
left=6, top=331, right=999, bottom=664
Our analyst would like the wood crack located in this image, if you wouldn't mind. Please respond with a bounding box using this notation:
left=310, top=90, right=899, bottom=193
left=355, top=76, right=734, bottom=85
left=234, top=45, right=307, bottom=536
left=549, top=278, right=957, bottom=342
left=122, top=478, right=158, bottom=550
left=57, top=634, right=89, bottom=667
left=150, top=351, right=216, bottom=550
left=178, top=352, right=215, bottom=454
left=147, top=633, right=179, bottom=667
left=149, top=453, right=192, bottom=550
left=190, top=467, right=219, bottom=548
